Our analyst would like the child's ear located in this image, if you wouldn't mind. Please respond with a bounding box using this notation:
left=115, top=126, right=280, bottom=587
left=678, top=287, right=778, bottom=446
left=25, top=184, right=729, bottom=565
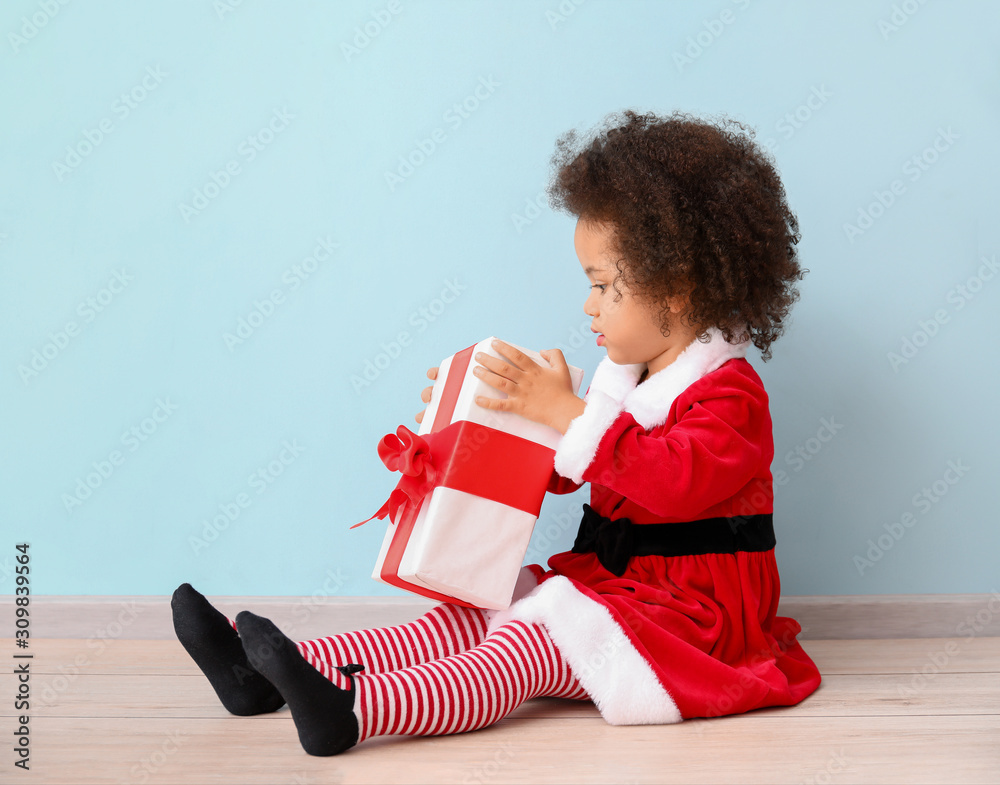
left=666, top=279, right=694, bottom=314
left=666, top=293, right=691, bottom=315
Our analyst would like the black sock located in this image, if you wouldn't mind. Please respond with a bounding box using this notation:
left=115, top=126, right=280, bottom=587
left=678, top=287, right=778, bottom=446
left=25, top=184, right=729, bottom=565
left=236, top=610, right=360, bottom=756
left=170, top=583, right=285, bottom=716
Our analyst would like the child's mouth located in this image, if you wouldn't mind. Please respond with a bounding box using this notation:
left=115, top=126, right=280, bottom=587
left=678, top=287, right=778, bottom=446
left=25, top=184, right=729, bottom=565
left=597, top=334, right=605, bottom=347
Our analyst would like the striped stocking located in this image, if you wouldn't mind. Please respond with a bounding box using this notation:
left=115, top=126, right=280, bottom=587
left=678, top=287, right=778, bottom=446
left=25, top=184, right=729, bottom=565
left=300, top=618, right=589, bottom=742
left=236, top=609, right=591, bottom=754
left=225, top=602, right=489, bottom=673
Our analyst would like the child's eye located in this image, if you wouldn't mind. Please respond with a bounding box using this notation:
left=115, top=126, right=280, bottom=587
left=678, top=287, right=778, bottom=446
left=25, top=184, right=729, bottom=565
left=591, top=284, right=607, bottom=293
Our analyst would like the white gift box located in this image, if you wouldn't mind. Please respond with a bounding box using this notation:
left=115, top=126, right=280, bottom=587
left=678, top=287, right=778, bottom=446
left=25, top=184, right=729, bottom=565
left=371, top=336, right=585, bottom=609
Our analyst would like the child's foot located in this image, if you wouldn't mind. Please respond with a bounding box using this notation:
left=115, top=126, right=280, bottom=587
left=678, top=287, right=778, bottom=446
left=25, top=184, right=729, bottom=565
left=170, top=583, right=285, bottom=716
left=236, top=610, right=360, bottom=756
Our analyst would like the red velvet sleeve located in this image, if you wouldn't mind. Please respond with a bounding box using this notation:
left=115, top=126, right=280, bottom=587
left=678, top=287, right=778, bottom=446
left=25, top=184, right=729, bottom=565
left=546, top=467, right=583, bottom=496
left=579, top=373, right=769, bottom=519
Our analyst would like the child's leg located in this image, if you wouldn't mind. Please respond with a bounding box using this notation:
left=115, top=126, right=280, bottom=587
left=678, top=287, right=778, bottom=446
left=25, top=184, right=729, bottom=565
left=173, top=583, right=488, bottom=716
left=236, top=609, right=590, bottom=757
left=171, top=583, right=285, bottom=716
left=292, top=603, right=490, bottom=673
left=221, top=602, right=488, bottom=672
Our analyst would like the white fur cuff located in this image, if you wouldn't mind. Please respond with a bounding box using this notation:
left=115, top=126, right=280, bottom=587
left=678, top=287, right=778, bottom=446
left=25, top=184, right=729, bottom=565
left=553, top=390, right=624, bottom=484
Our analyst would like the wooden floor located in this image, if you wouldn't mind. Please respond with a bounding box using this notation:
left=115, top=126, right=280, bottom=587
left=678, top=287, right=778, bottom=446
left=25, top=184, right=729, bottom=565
left=3, top=632, right=999, bottom=784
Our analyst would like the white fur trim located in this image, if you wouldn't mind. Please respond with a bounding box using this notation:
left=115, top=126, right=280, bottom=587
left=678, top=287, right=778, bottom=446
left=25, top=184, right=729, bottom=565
left=552, top=389, right=625, bottom=485
left=624, top=327, right=749, bottom=430
left=552, top=327, right=750, bottom=481
left=486, top=574, right=682, bottom=725
left=588, top=356, right=646, bottom=402
left=552, top=358, right=643, bottom=483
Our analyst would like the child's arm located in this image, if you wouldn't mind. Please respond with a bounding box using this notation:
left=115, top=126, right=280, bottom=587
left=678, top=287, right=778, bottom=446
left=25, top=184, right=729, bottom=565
left=556, top=367, right=769, bottom=519
left=546, top=470, right=583, bottom=495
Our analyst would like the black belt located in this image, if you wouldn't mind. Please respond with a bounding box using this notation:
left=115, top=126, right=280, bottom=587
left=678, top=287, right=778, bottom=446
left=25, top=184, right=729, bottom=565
left=571, top=503, right=776, bottom=576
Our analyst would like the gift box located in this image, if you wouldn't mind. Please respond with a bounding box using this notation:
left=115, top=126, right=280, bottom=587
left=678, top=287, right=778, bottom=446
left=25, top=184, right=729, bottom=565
left=358, top=337, right=584, bottom=610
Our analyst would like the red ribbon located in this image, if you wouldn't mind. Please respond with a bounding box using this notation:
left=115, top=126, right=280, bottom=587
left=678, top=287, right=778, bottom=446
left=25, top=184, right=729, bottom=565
left=351, top=424, right=439, bottom=532
left=355, top=421, right=553, bottom=528
left=352, top=343, right=477, bottom=534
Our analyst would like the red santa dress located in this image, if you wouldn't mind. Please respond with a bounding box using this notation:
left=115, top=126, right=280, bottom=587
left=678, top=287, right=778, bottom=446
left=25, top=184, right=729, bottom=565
left=484, top=327, right=822, bottom=725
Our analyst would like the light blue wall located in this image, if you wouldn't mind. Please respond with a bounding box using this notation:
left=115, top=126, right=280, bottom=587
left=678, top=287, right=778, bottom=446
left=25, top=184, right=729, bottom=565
left=1, top=0, right=997, bottom=597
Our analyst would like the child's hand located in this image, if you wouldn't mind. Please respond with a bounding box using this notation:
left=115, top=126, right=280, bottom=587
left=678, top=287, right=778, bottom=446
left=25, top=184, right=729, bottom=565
left=414, top=367, right=438, bottom=424
left=473, top=339, right=585, bottom=434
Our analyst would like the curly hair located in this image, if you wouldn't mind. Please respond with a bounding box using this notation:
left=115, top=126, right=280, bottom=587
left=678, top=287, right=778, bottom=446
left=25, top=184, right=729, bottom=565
left=547, top=109, right=806, bottom=360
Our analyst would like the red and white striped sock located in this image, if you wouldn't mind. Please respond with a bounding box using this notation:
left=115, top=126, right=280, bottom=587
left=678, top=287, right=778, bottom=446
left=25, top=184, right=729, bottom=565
left=298, top=619, right=589, bottom=741
left=224, top=603, right=488, bottom=674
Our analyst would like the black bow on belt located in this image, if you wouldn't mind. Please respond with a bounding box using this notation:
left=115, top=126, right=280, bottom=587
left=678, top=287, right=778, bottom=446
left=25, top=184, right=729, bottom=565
left=571, top=503, right=635, bottom=576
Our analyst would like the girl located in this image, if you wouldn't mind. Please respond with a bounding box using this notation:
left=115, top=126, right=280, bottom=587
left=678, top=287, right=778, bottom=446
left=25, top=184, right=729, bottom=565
left=172, top=109, right=821, bottom=756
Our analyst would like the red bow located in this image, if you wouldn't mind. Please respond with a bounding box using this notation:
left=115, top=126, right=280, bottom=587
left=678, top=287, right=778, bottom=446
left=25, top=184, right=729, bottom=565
left=352, top=426, right=438, bottom=529
left=377, top=425, right=435, bottom=479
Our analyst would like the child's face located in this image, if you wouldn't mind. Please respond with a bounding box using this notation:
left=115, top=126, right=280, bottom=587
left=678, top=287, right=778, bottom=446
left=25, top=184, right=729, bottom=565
left=574, top=219, right=692, bottom=375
